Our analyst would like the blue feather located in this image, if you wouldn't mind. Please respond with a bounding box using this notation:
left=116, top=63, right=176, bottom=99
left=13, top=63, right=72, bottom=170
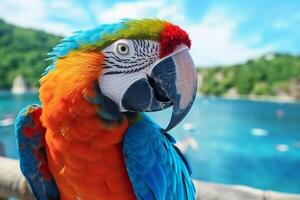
left=15, top=105, right=59, bottom=200
left=152, top=163, right=167, bottom=198
left=123, top=113, right=196, bottom=200
left=144, top=170, right=162, bottom=200
left=174, top=145, right=193, bottom=174
left=163, top=131, right=176, bottom=144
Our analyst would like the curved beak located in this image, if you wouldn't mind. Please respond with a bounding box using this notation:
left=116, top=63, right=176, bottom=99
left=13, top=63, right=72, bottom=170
left=151, top=47, right=197, bottom=131
left=122, top=46, right=197, bottom=131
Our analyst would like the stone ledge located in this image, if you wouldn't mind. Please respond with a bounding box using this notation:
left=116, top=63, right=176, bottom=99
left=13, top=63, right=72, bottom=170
left=0, top=156, right=300, bottom=199
left=194, top=180, right=300, bottom=200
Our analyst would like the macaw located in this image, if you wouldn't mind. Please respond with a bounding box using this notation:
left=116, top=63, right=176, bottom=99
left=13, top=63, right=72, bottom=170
left=15, top=19, right=198, bottom=200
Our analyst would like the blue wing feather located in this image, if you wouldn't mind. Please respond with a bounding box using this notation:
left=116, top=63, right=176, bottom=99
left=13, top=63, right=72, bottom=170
left=15, top=104, right=59, bottom=200
left=123, top=114, right=196, bottom=200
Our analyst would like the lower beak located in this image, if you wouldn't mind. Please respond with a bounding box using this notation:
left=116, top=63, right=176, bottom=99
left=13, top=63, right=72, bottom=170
left=122, top=46, right=197, bottom=131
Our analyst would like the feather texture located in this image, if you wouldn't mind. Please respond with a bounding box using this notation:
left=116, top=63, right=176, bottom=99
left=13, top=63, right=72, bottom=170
left=44, top=19, right=167, bottom=74
left=124, top=114, right=195, bottom=200
left=15, top=104, right=59, bottom=200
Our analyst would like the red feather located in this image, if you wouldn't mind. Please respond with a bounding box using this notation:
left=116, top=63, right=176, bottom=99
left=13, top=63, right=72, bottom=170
left=159, top=23, right=191, bottom=58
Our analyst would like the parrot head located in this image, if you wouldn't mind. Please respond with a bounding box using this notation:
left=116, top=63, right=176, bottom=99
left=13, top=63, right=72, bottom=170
left=41, top=19, right=197, bottom=131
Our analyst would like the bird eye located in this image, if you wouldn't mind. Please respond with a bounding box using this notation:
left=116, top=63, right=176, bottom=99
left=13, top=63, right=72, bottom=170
left=117, top=43, right=129, bottom=55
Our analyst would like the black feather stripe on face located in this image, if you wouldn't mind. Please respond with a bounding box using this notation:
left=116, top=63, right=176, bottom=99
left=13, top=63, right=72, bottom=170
left=102, top=40, right=159, bottom=75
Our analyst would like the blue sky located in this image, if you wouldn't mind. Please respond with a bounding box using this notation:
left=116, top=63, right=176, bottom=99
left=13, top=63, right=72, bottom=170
left=0, top=0, right=299, bottom=66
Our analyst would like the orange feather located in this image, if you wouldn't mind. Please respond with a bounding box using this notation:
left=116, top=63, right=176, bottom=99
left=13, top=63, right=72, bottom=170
left=39, top=51, right=136, bottom=200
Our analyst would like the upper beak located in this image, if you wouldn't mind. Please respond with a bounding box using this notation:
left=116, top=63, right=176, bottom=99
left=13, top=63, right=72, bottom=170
left=150, top=46, right=197, bottom=131
left=122, top=45, right=197, bottom=131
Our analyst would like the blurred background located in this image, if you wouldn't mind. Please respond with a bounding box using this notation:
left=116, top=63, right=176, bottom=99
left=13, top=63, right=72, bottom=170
left=0, top=0, right=299, bottom=195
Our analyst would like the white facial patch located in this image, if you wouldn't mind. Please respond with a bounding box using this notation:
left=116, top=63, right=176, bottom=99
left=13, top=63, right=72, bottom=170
left=99, top=39, right=160, bottom=111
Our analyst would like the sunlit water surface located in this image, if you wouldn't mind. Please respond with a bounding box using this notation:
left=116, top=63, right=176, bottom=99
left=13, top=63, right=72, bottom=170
left=0, top=92, right=299, bottom=194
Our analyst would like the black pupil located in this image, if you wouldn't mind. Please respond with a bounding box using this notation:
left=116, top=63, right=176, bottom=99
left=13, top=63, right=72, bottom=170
left=120, top=45, right=127, bottom=52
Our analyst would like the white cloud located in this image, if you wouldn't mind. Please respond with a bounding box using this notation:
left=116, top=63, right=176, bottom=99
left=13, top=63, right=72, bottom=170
left=0, top=0, right=47, bottom=29
left=96, top=0, right=184, bottom=24
left=185, top=8, right=272, bottom=66
left=39, top=22, right=74, bottom=36
left=0, top=0, right=76, bottom=35
left=0, top=0, right=273, bottom=66
left=97, top=1, right=161, bottom=23
left=48, top=1, right=88, bottom=21
left=95, top=2, right=272, bottom=66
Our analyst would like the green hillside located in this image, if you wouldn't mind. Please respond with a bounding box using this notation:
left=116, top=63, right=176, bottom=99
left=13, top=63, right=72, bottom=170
left=198, top=54, right=300, bottom=99
left=0, top=19, right=61, bottom=88
left=0, top=19, right=300, bottom=99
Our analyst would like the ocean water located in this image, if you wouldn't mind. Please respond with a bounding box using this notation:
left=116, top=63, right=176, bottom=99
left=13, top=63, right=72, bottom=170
left=0, top=92, right=300, bottom=194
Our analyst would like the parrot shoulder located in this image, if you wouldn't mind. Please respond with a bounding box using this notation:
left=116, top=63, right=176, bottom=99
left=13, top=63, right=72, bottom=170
left=123, top=114, right=195, bottom=200
left=15, top=104, right=59, bottom=200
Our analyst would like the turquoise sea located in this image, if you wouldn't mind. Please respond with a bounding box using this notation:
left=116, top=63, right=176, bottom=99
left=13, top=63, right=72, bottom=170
left=0, top=92, right=300, bottom=194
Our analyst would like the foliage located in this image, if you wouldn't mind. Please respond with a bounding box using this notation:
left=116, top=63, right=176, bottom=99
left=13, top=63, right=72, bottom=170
left=1, top=18, right=300, bottom=99
left=198, top=54, right=300, bottom=97
left=0, top=19, right=61, bottom=88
